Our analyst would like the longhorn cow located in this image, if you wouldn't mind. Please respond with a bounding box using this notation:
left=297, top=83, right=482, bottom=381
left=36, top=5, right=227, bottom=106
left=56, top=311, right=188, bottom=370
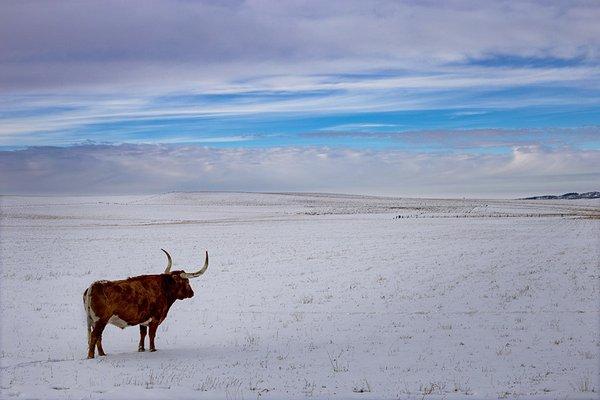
left=83, top=249, right=208, bottom=359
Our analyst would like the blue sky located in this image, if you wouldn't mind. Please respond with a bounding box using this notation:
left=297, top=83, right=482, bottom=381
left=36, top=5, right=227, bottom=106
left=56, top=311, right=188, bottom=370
left=1, top=1, right=599, bottom=196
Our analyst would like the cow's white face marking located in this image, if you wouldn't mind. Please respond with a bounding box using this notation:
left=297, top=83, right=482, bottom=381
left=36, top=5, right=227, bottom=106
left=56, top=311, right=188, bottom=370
left=140, top=318, right=153, bottom=327
left=108, top=315, right=130, bottom=329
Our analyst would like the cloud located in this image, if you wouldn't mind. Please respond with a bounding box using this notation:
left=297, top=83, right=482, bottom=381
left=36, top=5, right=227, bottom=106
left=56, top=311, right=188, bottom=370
left=1, top=1, right=599, bottom=92
left=1, top=1, right=599, bottom=157
left=1, top=1, right=599, bottom=146
left=304, top=127, right=600, bottom=151
left=1, top=143, right=598, bottom=198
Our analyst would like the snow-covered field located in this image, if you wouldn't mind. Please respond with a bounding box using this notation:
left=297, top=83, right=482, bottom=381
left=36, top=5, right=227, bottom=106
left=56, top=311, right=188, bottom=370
left=1, top=192, right=599, bottom=399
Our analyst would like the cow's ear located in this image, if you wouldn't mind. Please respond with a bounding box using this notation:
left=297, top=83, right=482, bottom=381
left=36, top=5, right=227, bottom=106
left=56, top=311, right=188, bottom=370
left=162, top=273, right=176, bottom=286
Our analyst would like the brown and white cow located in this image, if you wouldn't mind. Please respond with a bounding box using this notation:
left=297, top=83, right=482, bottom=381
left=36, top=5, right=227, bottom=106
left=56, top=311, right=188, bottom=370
left=83, top=249, right=208, bottom=359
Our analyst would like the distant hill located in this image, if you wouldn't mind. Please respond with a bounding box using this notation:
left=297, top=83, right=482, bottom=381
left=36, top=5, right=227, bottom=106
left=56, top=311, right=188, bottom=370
left=522, top=191, right=600, bottom=200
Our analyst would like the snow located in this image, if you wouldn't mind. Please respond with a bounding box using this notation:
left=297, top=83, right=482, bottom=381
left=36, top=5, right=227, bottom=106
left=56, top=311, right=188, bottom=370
left=1, top=192, right=599, bottom=399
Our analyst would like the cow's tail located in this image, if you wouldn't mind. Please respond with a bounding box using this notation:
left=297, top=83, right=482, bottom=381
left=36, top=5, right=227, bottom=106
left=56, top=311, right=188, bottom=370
left=83, top=286, right=93, bottom=345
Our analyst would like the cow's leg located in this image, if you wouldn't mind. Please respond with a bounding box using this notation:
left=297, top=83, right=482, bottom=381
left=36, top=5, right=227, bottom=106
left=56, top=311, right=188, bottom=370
left=148, top=321, right=159, bottom=352
left=138, top=325, right=147, bottom=352
left=88, top=320, right=107, bottom=359
left=96, top=336, right=106, bottom=356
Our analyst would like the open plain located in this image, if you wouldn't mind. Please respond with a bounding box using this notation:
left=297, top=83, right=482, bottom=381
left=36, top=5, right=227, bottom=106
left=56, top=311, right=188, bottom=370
left=1, top=192, right=598, bottom=399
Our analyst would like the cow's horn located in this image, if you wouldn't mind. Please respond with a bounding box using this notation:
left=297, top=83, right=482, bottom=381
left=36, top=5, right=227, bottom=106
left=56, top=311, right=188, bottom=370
left=161, top=249, right=173, bottom=273
left=181, top=250, right=209, bottom=279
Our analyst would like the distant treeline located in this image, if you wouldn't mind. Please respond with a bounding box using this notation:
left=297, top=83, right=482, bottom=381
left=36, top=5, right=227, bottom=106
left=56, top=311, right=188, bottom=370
left=521, top=191, right=600, bottom=200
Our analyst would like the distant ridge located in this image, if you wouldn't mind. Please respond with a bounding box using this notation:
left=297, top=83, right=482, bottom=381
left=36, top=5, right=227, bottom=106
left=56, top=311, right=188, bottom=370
left=521, top=191, right=600, bottom=200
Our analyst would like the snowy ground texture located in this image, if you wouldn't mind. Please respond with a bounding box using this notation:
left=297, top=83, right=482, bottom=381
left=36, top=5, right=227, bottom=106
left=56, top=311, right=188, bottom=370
left=1, top=192, right=599, bottom=400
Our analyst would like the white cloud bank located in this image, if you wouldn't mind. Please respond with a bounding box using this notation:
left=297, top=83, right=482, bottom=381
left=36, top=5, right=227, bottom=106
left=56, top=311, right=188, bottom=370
left=1, top=144, right=597, bottom=198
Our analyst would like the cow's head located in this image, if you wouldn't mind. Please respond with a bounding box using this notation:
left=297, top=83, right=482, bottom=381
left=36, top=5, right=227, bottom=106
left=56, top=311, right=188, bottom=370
left=161, top=249, right=209, bottom=300
left=166, top=271, right=195, bottom=299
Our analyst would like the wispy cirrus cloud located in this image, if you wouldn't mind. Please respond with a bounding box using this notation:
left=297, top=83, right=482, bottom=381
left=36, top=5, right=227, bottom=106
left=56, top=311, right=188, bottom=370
left=1, top=0, right=599, bottom=148
left=2, top=0, right=599, bottom=92
left=305, top=127, right=600, bottom=152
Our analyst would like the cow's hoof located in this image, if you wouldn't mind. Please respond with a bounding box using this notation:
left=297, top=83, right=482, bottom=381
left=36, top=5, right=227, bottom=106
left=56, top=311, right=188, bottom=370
left=138, top=348, right=145, bottom=352
left=98, top=353, right=107, bottom=357
left=87, top=355, right=95, bottom=359
left=149, top=348, right=157, bottom=352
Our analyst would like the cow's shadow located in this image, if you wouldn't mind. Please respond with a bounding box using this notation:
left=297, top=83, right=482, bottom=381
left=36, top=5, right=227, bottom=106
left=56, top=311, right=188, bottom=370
left=89, top=345, right=230, bottom=363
